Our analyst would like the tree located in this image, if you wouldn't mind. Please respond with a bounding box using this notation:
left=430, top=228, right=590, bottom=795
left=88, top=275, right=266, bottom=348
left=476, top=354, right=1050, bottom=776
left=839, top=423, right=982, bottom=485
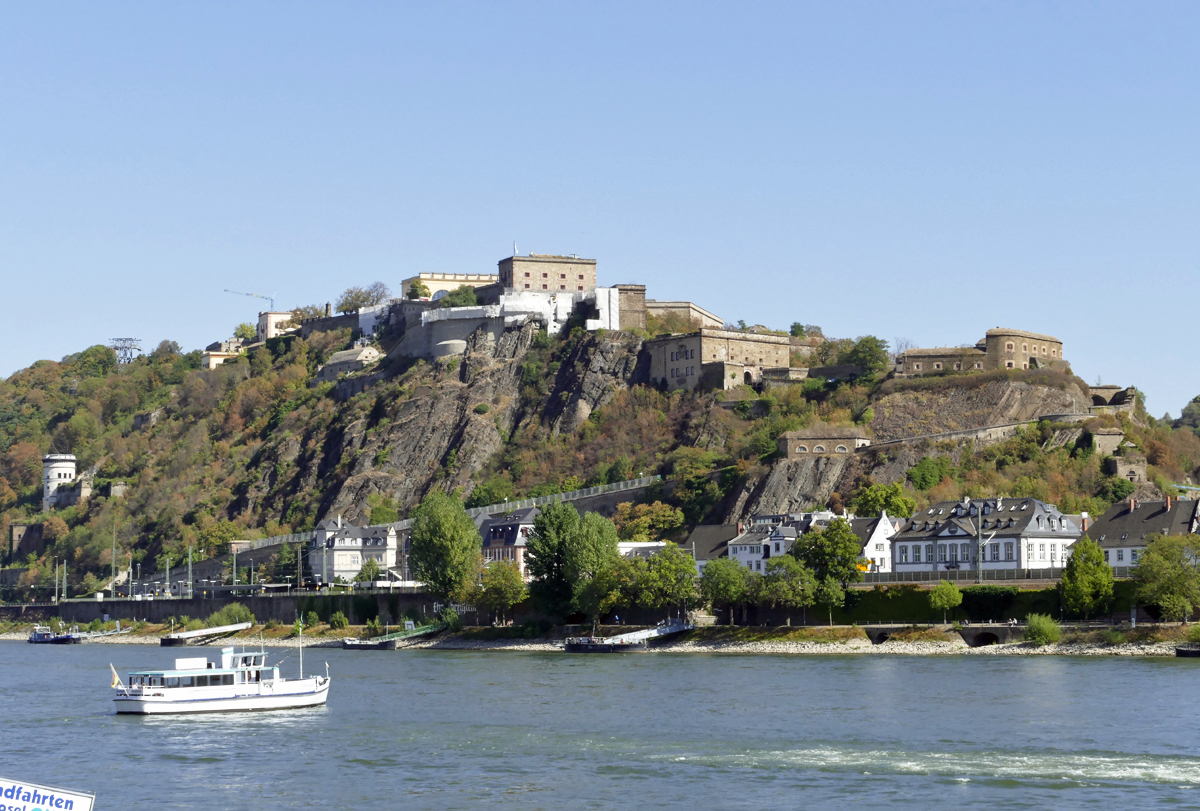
left=841, top=336, right=890, bottom=379
left=907, top=456, right=953, bottom=491
left=789, top=322, right=807, bottom=338
left=929, top=580, right=963, bottom=623
left=477, top=560, right=528, bottom=624
left=336, top=282, right=391, bottom=313
left=286, top=304, right=326, bottom=327
left=569, top=513, right=623, bottom=632
left=408, top=492, right=482, bottom=603
left=849, top=482, right=916, bottom=518
left=793, top=518, right=864, bottom=587
left=42, top=515, right=69, bottom=543
left=525, top=502, right=582, bottom=619
left=699, top=558, right=753, bottom=624
left=440, top=285, right=478, bottom=309
left=759, top=556, right=816, bottom=619
left=1060, top=536, right=1114, bottom=619
left=612, top=501, right=684, bottom=542
left=465, top=476, right=514, bottom=509
left=1134, top=534, right=1200, bottom=622
left=406, top=280, right=431, bottom=300
left=636, top=542, right=699, bottom=613
left=354, top=557, right=383, bottom=583
left=815, top=575, right=845, bottom=626
left=233, top=323, right=257, bottom=342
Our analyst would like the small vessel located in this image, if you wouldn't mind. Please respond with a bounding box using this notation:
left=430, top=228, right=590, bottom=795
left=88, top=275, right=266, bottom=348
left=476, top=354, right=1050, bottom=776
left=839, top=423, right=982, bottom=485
left=28, top=624, right=86, bottom=644
left=112, top=644, right=331, bottom=714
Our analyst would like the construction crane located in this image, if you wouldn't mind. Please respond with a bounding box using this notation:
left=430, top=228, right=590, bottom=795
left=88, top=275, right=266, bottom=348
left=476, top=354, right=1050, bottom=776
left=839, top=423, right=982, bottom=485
left=224, top=289, right=276, bottom=311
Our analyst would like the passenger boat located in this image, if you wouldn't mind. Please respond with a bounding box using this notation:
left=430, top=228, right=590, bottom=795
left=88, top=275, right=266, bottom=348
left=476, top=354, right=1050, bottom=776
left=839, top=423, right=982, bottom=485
left=28, top=624, right=86, bottom=644
left=112, top=644, right=331, bottom=714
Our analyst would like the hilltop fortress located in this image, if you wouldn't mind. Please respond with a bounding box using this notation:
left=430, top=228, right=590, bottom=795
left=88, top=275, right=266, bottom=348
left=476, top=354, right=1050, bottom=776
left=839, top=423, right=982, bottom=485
left=896, top=329, right=1066, bottom=376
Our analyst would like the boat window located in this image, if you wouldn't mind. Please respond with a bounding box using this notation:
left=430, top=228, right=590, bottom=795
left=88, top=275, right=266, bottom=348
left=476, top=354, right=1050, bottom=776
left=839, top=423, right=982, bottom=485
left=181, top=676, right=194, bottom=687
left=222, top=674, right=234, bottom=686
left=196, top=675, right=209, bottom=687
left=166, top=677, right=180, bottom=688
left=150, top=677, right=162, bottom=687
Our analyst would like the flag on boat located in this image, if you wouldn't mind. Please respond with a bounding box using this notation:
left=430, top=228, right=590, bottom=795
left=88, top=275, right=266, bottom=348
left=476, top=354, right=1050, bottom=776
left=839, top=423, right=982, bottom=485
left=110, top=664, right=123, bottom=689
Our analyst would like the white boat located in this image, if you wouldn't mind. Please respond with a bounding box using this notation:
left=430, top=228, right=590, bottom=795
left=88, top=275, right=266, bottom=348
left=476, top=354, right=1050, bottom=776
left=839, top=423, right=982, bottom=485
left=112, top=644, right=330, bottom=714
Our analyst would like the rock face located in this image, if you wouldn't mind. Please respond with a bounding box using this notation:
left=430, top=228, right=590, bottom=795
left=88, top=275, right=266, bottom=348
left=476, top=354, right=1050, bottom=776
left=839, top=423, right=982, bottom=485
left=236, top=321, right=647, bottom=526
left=734, top=456, right=854, bottom=519
left=870, top=380, right=1091, bottom=442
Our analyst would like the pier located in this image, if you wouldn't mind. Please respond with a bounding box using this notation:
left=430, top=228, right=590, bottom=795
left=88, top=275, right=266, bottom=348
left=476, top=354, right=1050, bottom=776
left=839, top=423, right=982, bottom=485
left=565, top=620, right=695, bottom=653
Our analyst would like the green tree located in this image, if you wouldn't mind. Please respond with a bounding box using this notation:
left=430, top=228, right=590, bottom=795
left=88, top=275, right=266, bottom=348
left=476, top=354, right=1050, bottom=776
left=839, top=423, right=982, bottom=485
left=525, top=502, right=582, bottom=619
left=635, top=542, right=699, bottom=613
left=575, top=560, right=626, bottom=635
left=793, top=518, right=864, bottom=587
left=699, top=558, right=753, bottom=624
left=477, top=560, right=528, bottom=624
left=841, top=336, right=890, bottom=378
left=789, top=322, right=807, bottom=338
left=354, top=557, right=383, bottom=583
left=199, top=520, right=240, bottom=557
left=1024, top=613, right=1061, bottom=645
left=1134, top=534, right=1200, bottom=621
left=336, top=282, right=390, bottom=313
left=907, top=456, right=953, bottom=491
left=440, top=285, right=479, bottom=308
left=233, top=323, right=257, bottom=342
left=286, top=304, right=326, bottom=326
left=406, top=279, right=431, bottom=300
left=465, top=476, right=515, bottom=509
left=612, top=501, right=685, bottom=542
left=849, top=481, right=916, bottom=518
left=367, top=494, right=399, bottom=525
left=814, top=575, right=845, bottom=626
left=408, top=492, right=482, bottom=603
left=758, top=556, right=816, bottom=619
left=1059, top=536, right=1114, bottom=619
left=929, top=579, right=963, bottom=623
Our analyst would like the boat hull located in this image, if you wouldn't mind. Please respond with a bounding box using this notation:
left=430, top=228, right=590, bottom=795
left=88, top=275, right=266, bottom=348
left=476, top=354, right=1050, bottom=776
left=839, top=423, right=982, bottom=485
left=114, top=679, right=330, bottom=714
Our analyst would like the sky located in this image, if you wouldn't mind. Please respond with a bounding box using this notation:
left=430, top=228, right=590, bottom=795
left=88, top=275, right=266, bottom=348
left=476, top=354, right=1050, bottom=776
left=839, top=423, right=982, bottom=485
left=1, top=2, right=1197, bottom=414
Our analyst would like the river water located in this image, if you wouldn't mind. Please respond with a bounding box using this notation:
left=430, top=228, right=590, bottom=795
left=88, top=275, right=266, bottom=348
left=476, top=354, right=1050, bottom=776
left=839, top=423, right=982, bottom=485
left=3, top=642, right=1200, bottom=809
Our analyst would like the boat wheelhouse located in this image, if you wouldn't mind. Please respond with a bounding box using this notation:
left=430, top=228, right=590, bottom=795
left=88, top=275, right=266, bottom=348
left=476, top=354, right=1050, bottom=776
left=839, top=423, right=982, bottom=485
left=113, top=646, right=330, bottom=714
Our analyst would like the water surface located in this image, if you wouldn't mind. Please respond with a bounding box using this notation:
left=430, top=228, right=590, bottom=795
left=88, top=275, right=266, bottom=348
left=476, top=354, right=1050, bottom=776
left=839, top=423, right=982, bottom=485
left=2, top=643, right=1198, bottom=809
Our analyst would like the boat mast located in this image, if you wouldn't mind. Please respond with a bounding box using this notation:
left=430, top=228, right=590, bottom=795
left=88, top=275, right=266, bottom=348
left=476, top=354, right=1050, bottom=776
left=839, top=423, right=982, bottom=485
left=299, top=617, right=303, bottom=679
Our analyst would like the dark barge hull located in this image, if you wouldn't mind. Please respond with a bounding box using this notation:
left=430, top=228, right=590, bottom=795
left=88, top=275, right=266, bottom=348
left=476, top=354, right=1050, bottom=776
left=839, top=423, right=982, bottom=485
left=1176, top=646, right=1200, bottom=657
left=342, top=638, right=400, bottom=650
left=564, top=641, right=648, bottom=653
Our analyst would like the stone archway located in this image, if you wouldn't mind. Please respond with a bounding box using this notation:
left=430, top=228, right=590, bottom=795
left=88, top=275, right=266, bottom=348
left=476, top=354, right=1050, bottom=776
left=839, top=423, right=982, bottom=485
left=971, top=632, right=1001, bottom=647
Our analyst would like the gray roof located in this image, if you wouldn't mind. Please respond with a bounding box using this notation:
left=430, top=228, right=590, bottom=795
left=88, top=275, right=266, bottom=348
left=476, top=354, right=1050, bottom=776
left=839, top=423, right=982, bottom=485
left=686, top=525, right=740, bottom=561
left=894, top=498, right=1079, bottom=543
left=1089, top=499, right=1199, bottom=548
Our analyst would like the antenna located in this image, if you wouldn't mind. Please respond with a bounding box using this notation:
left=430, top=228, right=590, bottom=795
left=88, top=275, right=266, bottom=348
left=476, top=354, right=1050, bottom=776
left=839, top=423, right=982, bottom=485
left=109, top=338, right=142, bottom=365
left=224, top=289, right=277, bottom=311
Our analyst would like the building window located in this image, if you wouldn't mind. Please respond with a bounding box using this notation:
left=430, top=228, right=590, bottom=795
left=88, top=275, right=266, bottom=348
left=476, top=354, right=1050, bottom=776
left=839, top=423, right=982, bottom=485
left=577, top=286, right=583, bottom=291
left=990, top=543, right=999, bottom=561
left=542, top=284, right=547, bottom=290
left=1103, top=550, right=1110, bottom=563
left=524, top=284, right=530, bottom=289
left=1027, top=543, right=1033, bottom=559
left=1051, top=349, right=1057, bottom=357
left=1042, top=346, right=1048, bottom=355
left=796, top=445, right=808, bottom=453
left=975, top=363, right=982, bottom=369
left=961, top=543, right=970, bottom=560
left=914, top=363, right=921, bottom=371
left=1050, top=543, right=1057, bottom=560
left=524, top=272, right=530, bottom=277
left=813, top=445, right=825, bottom=452
left=1131, top=550, right=1139, bottom=563
left=1006, top=362, right=1014, bottom=369
left=1023, top=344, right=1028, bottom=353
left=1005, top=542, right=1014, bottom=560
left=1117, top=549, right=1124, bottom=562
left=900, top=546, right=909, bottom=563
left=560, top=285, right=566, bottom=290
left=949, top=545, right=958, bottom=562
left=578, top=274, right=584, bottom=280
left=1039, top=544, right=1046, bottom=560
left=925, top=544, right=934, bottom=562
left=938, top=544, right=947, bottom=562
left=835, top=445, right=848, bottom=453
left=560, top=273, right=566, bottom=279
left=934, top=363, right=942, bottom=370
left=911, top=546, right=920, bottom=563
left=1006, top=342, right=1014, bottom=351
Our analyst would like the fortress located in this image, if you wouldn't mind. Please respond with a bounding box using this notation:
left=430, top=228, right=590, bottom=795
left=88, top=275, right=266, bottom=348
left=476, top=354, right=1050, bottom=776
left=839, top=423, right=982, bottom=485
left=896, top=328, right=1066, bottom=376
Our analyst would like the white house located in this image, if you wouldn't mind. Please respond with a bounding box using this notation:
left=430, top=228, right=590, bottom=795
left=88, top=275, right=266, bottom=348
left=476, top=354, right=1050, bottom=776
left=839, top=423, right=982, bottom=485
left=308, top=516, right=398, bottom=583
left=728, top=526, right=798, bottom=573
left=850, top=511, right=902, bottom=573
left=1088, top=497, right=1199, bottom=568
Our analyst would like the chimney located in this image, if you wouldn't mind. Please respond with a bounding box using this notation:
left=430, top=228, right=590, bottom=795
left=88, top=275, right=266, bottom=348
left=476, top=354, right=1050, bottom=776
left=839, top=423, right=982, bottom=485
left=1081, top=512, right=1089, bottom=532
left=325, top=302, right=332, bottom=317
left=1166, top=496, right=1172, bottom=511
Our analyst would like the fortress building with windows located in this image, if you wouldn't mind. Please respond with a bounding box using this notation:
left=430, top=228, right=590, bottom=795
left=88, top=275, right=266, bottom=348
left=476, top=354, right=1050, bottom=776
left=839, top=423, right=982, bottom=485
left=896, top=328, right=1065, bottom=376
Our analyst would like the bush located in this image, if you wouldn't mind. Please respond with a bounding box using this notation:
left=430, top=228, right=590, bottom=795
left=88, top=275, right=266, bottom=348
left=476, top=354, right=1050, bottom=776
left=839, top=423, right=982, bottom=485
left=1187, top=625, right=1200, bottom=645
left=473, top=403, right=490, bottom=414
left=328, top=611, right=349, bottom=630
left=365, top=617, right=383, bottom=637
left=205, top=602, right=256, bottom=628
left=1103, top=629, right=1127, bottom=646
left=265, top=618, right=279, bottom=630
left=1024, top=613, right=1062, bottom=646
left=305, top=611, right=320, bottom=628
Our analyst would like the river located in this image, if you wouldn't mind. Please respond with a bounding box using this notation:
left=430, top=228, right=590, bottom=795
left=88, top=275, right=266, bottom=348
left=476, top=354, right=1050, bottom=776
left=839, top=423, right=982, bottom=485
left=2, top=642, right=1199, bottom=809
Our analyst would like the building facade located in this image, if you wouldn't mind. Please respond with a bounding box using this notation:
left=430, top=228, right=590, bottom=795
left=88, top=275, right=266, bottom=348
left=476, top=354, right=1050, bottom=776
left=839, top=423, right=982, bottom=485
left=890, top=498, right=1082, bottom=573
left=645, top=328, right=792, bottom=391
left=402, top=272, right=499, bottom=299
left=257, top=311, right=296, bottom=344
left=897, top=328, right=1066, bottom=376
left=1088, top=498, right=1199, bottom=568
left=315, top=346, right=382, bottom=383
left=308, top=516, right=398, bottom=583
left=499, top=254, right=597, bottom=292
left=851, top=512, right=901, bottom=573
left=644, top=300, right=723, bottom=329
left=777, top=427, right=871, bottom=458
left=42, top=454, right=86, bottom=512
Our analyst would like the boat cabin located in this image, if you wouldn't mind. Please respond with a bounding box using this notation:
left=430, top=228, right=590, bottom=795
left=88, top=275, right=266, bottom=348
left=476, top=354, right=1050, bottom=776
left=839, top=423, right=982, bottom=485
left=126, top=648, right=279, bottom=691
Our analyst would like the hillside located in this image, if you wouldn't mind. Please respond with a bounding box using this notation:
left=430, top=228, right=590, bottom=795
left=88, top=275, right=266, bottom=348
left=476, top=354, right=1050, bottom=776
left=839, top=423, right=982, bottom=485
left=1, top=324, right=1198, bottom=597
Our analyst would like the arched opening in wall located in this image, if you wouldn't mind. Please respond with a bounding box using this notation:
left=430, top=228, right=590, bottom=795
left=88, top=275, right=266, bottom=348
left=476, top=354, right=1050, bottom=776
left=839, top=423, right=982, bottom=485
left=971, top=632, right=1001, bottom=647
left=874, top=633, right=890, bottom=644
left=1029, top=358, right=1040, bottom=369
left=744, top=371, right=753, bottom=384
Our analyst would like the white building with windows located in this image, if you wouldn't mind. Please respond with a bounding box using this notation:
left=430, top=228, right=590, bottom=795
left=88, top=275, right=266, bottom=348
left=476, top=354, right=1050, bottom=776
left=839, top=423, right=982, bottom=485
left=1088, top=497, right=1199, bottom=568
left=728, top=526, right=798, bottom=573
left=851, top=512, right=901, bottom=573
left=890, top=497, right=1082, bottom=573
left=308, top=516, right=398, bottom=583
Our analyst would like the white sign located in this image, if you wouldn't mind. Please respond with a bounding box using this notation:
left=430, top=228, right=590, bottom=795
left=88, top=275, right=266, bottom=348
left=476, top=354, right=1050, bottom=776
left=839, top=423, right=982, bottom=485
left=0, top=776, right=94, bottom=811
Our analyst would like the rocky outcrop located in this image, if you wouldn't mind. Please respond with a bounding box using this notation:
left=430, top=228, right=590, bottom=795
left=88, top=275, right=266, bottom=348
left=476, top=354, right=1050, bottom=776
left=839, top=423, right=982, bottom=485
left=544, top=332, right=646, bottom=434
left=733, top=456, right=854, bottom=519
left=869, top=379, right=1091, bottom=442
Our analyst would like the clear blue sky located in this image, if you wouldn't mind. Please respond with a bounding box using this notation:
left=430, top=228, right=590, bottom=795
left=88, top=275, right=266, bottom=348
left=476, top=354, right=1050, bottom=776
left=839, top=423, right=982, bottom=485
left=2, top=2, right=1197, bottom=414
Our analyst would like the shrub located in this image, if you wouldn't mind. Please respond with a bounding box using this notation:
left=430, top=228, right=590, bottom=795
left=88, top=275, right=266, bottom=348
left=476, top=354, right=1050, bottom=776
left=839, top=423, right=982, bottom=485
left=365, top=617, right=383, bottom=637
left=305, top=611, right=320, bottom=628
left=1024, top=613, right=1062, bottom=646
left=265, top=618, right=279, bottom=630
left=328, top=611, right=349, bottom=630
left=473, top=403, right=490, bottom=414
left=205, top=602, right=255, bottom=628
left=1188, top=625, right=1200, bottom=645
left=1103, top=629, right=1127, bottom=646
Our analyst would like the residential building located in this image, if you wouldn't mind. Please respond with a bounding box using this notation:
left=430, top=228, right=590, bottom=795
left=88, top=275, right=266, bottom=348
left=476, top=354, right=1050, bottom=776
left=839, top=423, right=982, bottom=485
left=308, top=516, right=398, bottom=583
left=201, top=339, right=244, bottom=370
left=890, top=498, right=1082, bottom=573
left=685, top=524, right=741, bottom=574
left=729, top=526, right=797, bottom=573
left=257, top=311, right=297, bottom=344
left=480, top=507, right=539, bottom=579
left=1088, top=498, right=1200, bottom=568
left=850, top=512, right=902, bottom=573
left=777, top=427, right=871, bottom=458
